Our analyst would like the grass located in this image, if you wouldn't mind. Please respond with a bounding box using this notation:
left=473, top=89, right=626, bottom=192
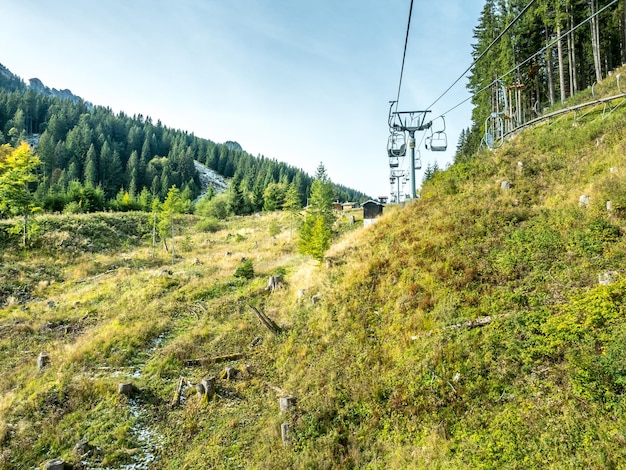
left=1, top=90, right=626, bottom=468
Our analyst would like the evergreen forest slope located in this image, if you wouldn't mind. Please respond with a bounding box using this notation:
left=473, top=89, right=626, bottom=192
left=2, top=71, right=626, bottom=469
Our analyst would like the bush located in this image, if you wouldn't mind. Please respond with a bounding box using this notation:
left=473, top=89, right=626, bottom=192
left=234, top=259, right=254, bottom=279
left=195, top=217, right=221, bottom=233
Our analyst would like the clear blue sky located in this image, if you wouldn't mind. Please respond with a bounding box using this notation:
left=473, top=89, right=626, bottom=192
left=1, top=0, right=484, bottom=198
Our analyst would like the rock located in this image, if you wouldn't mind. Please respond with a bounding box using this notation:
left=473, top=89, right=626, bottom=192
left=579, top=195, right=590, bottom=208
left=500, top=180, right=512, bottom=190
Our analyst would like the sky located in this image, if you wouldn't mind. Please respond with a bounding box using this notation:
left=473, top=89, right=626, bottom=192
left=0, top=0, right=485, bottom=199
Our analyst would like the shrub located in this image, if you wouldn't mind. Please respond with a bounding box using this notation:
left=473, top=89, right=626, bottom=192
left=195, top=217, right=221, bottom=233
left=234, top=259, right=254, bottom=279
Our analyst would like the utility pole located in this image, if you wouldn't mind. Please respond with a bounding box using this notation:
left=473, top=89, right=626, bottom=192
left=388, top=108, right=431, bottom=199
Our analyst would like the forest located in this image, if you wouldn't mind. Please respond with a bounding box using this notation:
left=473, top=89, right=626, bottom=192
left=0, top=65, right=368, bottom=217
left=457, top=0, right=626, bottom=158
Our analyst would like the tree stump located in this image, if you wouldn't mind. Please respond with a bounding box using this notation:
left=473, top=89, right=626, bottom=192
left=201, top=377, right=215, bottom=397
left=279, top=396, right=297, bottom=414
left=281, top=423, right=291, bottom=446
left=37, top=352, right=50, bottom=370
left=73, top=440, right=94, bottom=458
left=118, top=382, right=134, bottom=396
left=222, top=367, right=237, bottom=381
left=265, top=275, right=282, bottom=292
left=42, top=459, right=66, bottom=470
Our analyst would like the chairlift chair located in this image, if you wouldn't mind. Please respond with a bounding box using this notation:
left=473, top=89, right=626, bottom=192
left=426, top=117, right=447, bottom=152
left=387, top=131, right=406, bottom=159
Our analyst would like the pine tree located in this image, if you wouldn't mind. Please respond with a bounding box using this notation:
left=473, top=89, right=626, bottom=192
left=299, top=162, right=335, bottom=260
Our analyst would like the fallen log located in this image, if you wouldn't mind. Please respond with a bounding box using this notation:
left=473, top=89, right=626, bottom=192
left=184, top=353, right=245, bottom=367
left=249, top=305, right=282, bottom=335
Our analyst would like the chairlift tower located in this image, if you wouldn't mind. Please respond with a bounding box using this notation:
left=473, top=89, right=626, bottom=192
left=390, top=168, right=406, bottom=204
left=388, top=103, right=431, bottom=199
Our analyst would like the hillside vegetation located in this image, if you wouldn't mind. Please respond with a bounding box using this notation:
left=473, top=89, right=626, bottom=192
left=2, top=73, right=626, bottom=468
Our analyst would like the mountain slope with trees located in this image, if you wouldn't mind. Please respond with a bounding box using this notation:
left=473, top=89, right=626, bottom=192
left=0, top=64, right=369, bottom=216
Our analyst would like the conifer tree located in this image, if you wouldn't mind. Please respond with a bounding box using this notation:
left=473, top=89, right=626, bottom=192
left=299, top=162, right=335, bottom=260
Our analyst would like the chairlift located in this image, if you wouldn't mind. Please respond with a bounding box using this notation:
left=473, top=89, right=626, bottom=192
left=483, top=113, right=504, bottom=149
left=387, top=131, right=406, bottom=158
left=425, top=117, right=447, bottom=152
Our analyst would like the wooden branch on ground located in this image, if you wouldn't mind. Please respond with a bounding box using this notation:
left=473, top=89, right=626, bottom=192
left=249, top=305, right=282, bottom=335
left=75, top=267, right=131, bottom=284
left=445, top=313, right=511, bottom=331
left=171, top=376, right=185, bottom=407
left=184, top=353, right=245, bottom=367
left=265, top=382, right=290, bottom=397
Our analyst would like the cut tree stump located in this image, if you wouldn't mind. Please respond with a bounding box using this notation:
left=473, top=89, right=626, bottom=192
left=202, top=377, right=215, bottom=397
left=281, top=423, right=291, bottom=446
left=37, top=352, right=50, bottom=370
left=265, top=275, right=283, bottom=292
left=43, top=459, right=66, bottom=470
left=222, top=366, right=237, bottom=381
left=118, top=382, right=135, bottom=396
left=279, top=396, right=297, bottom=413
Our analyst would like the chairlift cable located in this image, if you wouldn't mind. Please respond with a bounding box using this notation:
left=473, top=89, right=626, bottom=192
left=394, top=0, right=414, bottom=111
left=426, top=0, right=538, bottom=111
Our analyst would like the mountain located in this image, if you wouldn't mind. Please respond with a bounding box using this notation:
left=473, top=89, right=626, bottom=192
left=1, top=62, right=626, bottom=468
left=26, top=77, right=84, bottom=104
left=0, top=63, right=83, bottom=104
left=0, top=63, right=370, bottom=214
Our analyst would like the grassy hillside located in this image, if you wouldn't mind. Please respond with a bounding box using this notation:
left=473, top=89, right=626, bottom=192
left=2, top=70, right=626, bottom=468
